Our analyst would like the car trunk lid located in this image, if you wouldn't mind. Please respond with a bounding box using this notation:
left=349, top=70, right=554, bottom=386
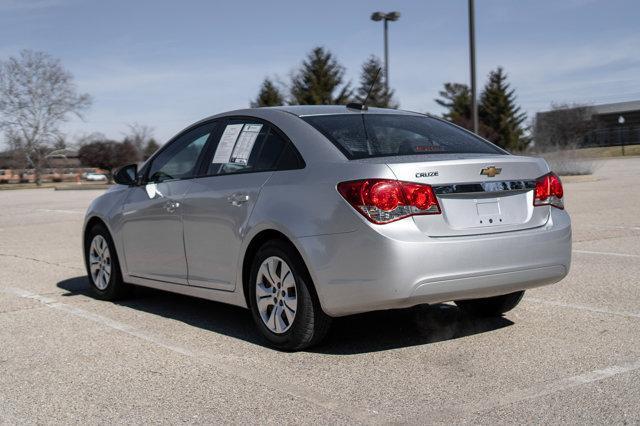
left=377, top=154, right=551, bottom=236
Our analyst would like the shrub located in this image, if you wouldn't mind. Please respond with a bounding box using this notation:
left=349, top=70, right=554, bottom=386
left=531, top=144, right=600, bottom=176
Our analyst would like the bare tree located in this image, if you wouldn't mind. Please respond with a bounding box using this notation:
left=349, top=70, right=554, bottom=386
left=532, top=103, right=599, bottom=176
left=123, top=122, right=154, bottom=159
left=142, top=139, right=160, bottom=160
left=533, top=103, right=595, bottom=150
left=0, top=50, right=91, bottom=184
left=4, top=128, right=29, bottom=170
left=75, top=131, right=107, bottom=147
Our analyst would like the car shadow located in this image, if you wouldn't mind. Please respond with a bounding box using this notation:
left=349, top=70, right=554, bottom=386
left=57, top=276, right=513, bottom=354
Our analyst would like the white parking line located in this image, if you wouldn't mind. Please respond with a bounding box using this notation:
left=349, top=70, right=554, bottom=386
left=526, top=297, right=640, bottom=319
left=0, top=287, right=377, bottom=423
left=35, top=209, right=84, bottom=214
left=423, top=358, right=640, bottom=421
left=583, top=224, right=640, bottom=231
left=573, top=249, right=640, bottom=259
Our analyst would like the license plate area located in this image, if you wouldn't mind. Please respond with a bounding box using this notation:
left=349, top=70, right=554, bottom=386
left=476, top=200, right=499, bottom=216
left=475, top=200, right=503, bottom=227
left=436, top=192, right=532, bottom=230
left=413, top=189, right=548, bottom=236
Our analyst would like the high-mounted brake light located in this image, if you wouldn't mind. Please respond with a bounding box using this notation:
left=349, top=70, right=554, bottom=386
left=534, top=172, right=564, bottom=209
left=337, top=179, right=441, bottom=224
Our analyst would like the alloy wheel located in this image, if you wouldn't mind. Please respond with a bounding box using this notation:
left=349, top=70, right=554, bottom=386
left=255, top=256, right=298, bottom=334
left=89, top=235, right=112, bottom=290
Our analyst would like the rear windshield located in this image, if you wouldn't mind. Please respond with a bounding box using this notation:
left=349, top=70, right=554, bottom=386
left=302, top=113, right=505, bottom=159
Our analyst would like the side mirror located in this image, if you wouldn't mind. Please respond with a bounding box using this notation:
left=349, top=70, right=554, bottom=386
left=113, top=164, right=138, bottom=186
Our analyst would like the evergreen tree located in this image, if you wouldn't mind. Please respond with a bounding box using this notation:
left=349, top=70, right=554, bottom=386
left=435, top=82, right=471, bottom=125
left=479, top=67, right=528, bottom=151
left=355, top=56, right=398, bottom=108
left=434, top=82, right=497, bottom=140
left=290, top=47, right=352, bottom=105
left=251, top=78, right=285, bottom=107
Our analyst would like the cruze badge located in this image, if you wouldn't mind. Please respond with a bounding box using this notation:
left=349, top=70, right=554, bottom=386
left=480, top=166, right=502, bottom=177
left=415, top=171, right=439, bottom=178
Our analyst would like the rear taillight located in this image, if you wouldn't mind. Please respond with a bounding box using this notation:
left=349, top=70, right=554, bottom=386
left=337, top=179, right=441, bottom=224
left=534, top=172, right=564, bottom=209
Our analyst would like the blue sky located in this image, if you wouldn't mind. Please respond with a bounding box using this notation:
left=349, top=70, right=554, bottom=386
left=1, top=0, right=639, bottom=145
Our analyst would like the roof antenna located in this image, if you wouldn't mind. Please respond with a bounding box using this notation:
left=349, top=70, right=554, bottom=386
left=347, top=67, right=382, bottom=111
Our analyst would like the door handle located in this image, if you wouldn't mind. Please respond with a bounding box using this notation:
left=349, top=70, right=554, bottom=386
left=164, top=200, right=180, bottom=213
left=227, top=193, right=250, bottom=206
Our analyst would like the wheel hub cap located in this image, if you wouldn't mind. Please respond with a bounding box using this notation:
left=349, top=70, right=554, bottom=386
left=256, top=256, right=297, bottom=334
left=89, top=235, right=111, bottom=290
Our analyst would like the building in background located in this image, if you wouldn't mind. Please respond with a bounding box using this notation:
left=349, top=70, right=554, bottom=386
left=586, top=100, right=640, bottom=147
left=0, top=148, right=103, bottom=184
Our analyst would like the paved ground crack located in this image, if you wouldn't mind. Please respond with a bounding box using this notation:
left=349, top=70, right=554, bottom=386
left=0, top=305, right=49, bottom=315
left=0, top=252, right=84, bottom=271
left=526, top=297, right=640, bottom=319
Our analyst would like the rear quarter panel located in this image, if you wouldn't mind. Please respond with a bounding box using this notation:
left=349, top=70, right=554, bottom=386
left=250, top=162, right=397, bottom=238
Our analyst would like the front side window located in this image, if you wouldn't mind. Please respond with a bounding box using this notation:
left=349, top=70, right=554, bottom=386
left=147, top=123, right=215, bottom=183
left=208, top=120, right=294, bottom=175
left=302, top=114, right=505, bottom=159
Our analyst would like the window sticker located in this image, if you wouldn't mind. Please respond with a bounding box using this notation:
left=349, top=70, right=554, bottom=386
left=230, top=124, right=263, bottom=165
left=145, top=182, right=163, bottom=199
left=212, top=124, right=243, bottom=164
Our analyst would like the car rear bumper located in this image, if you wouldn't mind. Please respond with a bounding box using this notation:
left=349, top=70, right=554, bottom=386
left=296, top=208, right=571, bottom=317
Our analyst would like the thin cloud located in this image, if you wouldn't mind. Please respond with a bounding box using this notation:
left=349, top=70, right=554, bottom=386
left=0, top=0, right=69, bottom=11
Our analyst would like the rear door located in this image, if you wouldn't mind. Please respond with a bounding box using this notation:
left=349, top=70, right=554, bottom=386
left=182, top=118, right=300, bottom=290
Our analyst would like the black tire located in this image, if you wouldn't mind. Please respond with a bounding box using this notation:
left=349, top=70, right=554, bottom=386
left=84, top=223, right=130, bottom=301
left=454, top=291, right=525, bottom=317
left=248, top=240, right=331, bottom=351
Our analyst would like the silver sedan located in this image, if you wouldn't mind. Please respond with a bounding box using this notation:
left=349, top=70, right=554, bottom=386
left=83, top=105, right=571, bottom=350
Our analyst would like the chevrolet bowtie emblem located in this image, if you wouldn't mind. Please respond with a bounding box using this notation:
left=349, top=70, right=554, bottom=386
left=480, top=166, right=502, bottom=177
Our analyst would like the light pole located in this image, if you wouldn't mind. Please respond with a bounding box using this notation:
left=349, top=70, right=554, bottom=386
left=618, top=115, right=626, bottom=156
left=468, top=0, right=478, bottom=134
left=371, top=11, right=400, bottom=94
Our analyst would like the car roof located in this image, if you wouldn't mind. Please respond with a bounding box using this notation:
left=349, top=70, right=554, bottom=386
left=164, top=105, right=430, bottom=166
left=261, top=105, right=422, bottom=117
left=196, top=105, right=424, bottom=127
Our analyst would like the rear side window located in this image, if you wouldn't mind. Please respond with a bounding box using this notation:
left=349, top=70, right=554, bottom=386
left=302, top=114, right=505, bottom=159
left=276, top=140, right=304, bottom=170
left=255, top=130, right=288, bottom=171
left=208, top=120, right=302, bottom=175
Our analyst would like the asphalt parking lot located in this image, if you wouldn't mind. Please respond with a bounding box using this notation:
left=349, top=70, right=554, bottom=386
left=1, top=157, right=639, bottom=424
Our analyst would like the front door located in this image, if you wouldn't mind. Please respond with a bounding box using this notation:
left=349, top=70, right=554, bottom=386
left=120, top=122, right=216, bottom=283
left=121, top=180, right=193, bottom=283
